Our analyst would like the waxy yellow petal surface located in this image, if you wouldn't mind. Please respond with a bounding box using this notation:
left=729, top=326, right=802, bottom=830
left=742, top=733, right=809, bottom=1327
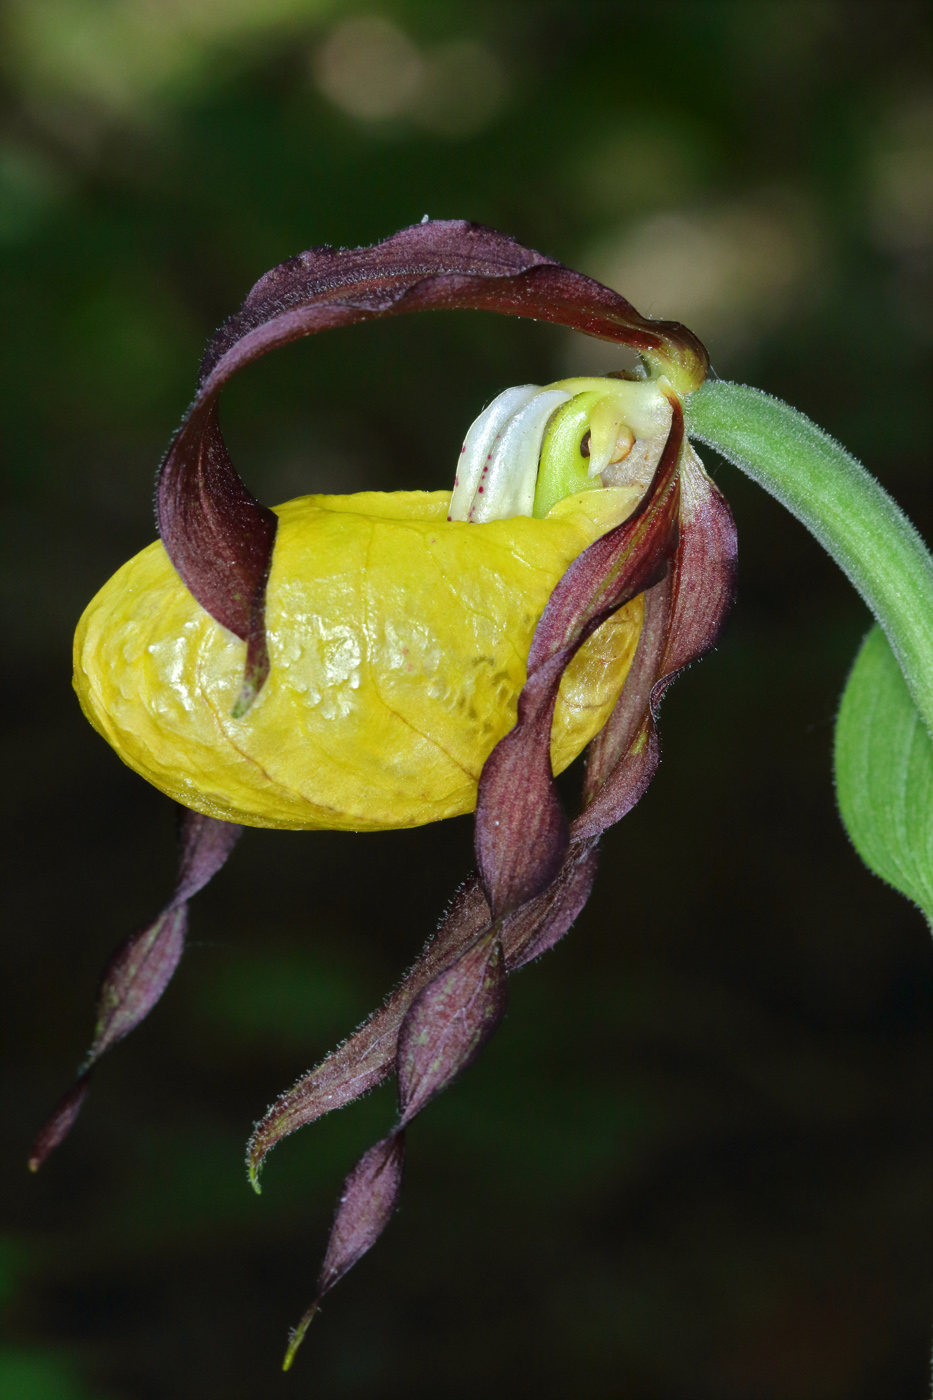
left=75, top=488, right=643, bottom=831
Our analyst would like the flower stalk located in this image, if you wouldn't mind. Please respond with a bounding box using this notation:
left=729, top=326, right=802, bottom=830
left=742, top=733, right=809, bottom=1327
left=684, top=380, right=933, bottom=742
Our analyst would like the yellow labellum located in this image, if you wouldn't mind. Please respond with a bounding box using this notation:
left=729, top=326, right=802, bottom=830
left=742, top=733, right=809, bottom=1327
left=74, top=487, right=644, bottom=832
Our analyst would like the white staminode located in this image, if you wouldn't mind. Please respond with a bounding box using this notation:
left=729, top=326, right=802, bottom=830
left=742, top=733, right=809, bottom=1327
left=448, top=385, right=572, bottom=522
left=448, top=385, right=538, bottom=520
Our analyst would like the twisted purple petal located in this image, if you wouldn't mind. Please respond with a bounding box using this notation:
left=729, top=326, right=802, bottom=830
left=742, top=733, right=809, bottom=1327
left=30, top=811, right=241, bottom=1170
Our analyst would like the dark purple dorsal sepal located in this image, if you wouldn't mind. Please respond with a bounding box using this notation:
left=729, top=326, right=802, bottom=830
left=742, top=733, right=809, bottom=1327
left=158, top=221, right=707, bottom=713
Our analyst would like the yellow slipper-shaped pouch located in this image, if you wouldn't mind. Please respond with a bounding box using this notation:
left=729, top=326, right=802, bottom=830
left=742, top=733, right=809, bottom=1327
left=74, top=484, right=644, bottom=831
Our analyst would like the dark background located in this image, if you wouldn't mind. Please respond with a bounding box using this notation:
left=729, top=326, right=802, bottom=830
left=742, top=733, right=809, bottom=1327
left=1, top=2, right=931, bottom=1396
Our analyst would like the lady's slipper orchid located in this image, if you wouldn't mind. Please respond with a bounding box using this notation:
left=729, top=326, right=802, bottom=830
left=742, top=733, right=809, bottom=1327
left=31, top=220, right=736, bottom=1366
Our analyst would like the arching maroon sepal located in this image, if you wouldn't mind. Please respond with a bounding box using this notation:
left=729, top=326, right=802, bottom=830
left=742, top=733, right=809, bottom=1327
left=158, top=220, right=707, bottom=711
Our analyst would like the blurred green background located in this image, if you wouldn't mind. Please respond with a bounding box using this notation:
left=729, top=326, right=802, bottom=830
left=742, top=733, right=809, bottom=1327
left=2, top=1, right=931, bottom=1396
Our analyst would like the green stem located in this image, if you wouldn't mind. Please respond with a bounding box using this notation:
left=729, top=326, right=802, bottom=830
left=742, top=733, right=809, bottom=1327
left=684, top=380, right=933, bottom=742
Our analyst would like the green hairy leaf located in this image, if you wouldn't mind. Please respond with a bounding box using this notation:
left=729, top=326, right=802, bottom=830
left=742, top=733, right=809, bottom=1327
left=835, top=625, right=933, bottom=927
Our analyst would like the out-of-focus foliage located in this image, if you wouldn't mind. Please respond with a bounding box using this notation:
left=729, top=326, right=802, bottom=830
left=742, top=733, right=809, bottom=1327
left=1, top=3, right=930, bottom=1397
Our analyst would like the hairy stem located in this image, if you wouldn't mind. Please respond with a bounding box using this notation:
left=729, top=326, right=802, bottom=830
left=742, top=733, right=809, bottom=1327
left=685, top=380, right=933, bottom=741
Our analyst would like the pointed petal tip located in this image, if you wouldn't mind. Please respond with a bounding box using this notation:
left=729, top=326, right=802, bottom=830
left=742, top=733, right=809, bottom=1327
left=230, top=684, right=257, bottom=720
left=231, top=633, right=270, bottom=718
left=247, top=1156, right=263, bottom=1195
left=282, top=1304, right=319, bottom=1372
left=28, top=1073, right=91, bottom=1173
left=245, top=1109, right=286, bottom=1191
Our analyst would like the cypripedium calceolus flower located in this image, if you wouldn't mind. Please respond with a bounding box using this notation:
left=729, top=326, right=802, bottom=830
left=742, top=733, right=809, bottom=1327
left=31, top=221, right=736, bottom=1367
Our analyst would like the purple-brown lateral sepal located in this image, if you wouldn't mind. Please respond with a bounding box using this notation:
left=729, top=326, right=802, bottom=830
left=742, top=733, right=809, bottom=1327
left=245, top=405, right=683, bottom=1191
left=281, top=1133, right=405, bottom=1371
left=246, top=874, right=491, bottom=1190
left=29, top=812, right=241, bottom=1171
left=271, top=404, right=714, bottom=1368
left=283, top=922, right=508, bottom=1366
left=574, top=445, right=737, bottom=839
left=396, top=924, right=507, bottom=1125
left=247, top=843, right=601, bottom=1190
left=475, top=399, right=684, bottom=911
left=251, top=400, right=741, bottom=1367
left=159, top=221, right=707, bottom=712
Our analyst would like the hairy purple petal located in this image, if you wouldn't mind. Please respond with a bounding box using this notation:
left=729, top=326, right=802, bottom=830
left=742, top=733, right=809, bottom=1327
left=475, top=652, right=572, bottom=919
left=27, top=1074, right=90, bottom=1173
left=577, top=719, right=661, bottom=842
left=582, top=578, right=672, bottom=804
left=572, top=579, right=672, bottom=838
left=246, top=876, right=490, bottom=1190
left=172, top=810, right=245, bottom=903
left=658, top=448, right=737, bottom=680
left=274, top=412, right=690, bottom=1346
left=88, top=907, right=187, bottom=1062
left=247, top=840, right=604, bottom=1190
left=284, top=862, right=598, bottom=1354
left=159, top=221, right=706, bottom=709
left=502, top=837, right=601, bottom=970
left=397, top=927, right=507, bottom=1124
left=284, top=927, right=505, bottom=1364
left=574, top=450, right=737, bottom=839
left=30, top=811, right=241, bottom=1169
left=86, top=811, right=241, bottom=1063
left=242, top=405, right=738, bottom=1361
left=282, top=1133, right=405, bottom=1372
